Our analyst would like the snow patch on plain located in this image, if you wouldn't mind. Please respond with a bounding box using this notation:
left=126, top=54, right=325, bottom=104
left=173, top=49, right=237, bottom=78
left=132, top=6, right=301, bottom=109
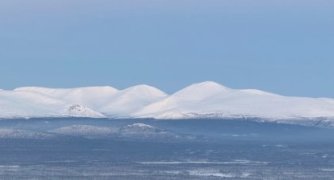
left=119, top=123, right=176, bottom=138
left=52, top=125, right=116, bottom=137
left=0, top=128, right=54, bottom=139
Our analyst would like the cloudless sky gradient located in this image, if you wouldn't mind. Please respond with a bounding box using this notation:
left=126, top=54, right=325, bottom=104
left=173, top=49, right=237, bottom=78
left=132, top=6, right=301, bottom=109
left=0, top=0, right=333, bottom=97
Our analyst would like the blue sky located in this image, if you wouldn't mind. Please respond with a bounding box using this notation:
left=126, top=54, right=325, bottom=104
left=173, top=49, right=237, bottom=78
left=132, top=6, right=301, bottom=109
left=0, top=0, right=333, bottom=97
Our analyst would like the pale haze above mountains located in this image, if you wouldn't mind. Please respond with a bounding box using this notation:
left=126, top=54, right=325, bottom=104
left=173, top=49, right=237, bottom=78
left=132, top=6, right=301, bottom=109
left=1, top=81, right=334, bottom=125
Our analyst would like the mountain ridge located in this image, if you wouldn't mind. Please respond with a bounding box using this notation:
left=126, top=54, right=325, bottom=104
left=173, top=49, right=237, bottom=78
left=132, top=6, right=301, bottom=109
left=1, top=82, right=334, bottom=125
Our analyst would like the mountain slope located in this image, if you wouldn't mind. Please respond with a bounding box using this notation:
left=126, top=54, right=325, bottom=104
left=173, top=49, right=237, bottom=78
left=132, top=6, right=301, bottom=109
left=15, top=86, right=119, bottom=110
left=100, top=85, right=168, bottom=117
left=0, top=90, right=67, bottom=118
left=0, top=89, right=106, bottom=118
left=14, top=85, right=167, bottom=118
left=134, top=82, right=334, bottom=121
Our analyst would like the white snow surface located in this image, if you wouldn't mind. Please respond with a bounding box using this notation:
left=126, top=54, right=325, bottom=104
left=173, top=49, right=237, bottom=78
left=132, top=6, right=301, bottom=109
left=99, top=85, right=168, bottom=117
left=135, top=81, right=334, bottom=121
left=1, top=81, right=334, bottom=123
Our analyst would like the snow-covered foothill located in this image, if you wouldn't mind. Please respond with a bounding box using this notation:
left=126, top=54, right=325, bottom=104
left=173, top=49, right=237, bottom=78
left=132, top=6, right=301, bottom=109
left=66, top=104, right=106, bottom=118
left=119, top=123, right=176, bottom=138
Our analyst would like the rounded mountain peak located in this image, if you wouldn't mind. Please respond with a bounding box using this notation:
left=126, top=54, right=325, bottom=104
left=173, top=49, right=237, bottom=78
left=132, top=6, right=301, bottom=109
left=173, top=81, right=230, bottom=98
left=121, top=84, right=168, bottom=97
left=189, top=81, right=229, bottom=89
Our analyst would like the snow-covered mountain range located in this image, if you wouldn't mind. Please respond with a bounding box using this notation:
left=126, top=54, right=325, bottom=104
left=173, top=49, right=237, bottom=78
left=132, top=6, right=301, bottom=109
left=1, top=81, right=334, bottom=123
